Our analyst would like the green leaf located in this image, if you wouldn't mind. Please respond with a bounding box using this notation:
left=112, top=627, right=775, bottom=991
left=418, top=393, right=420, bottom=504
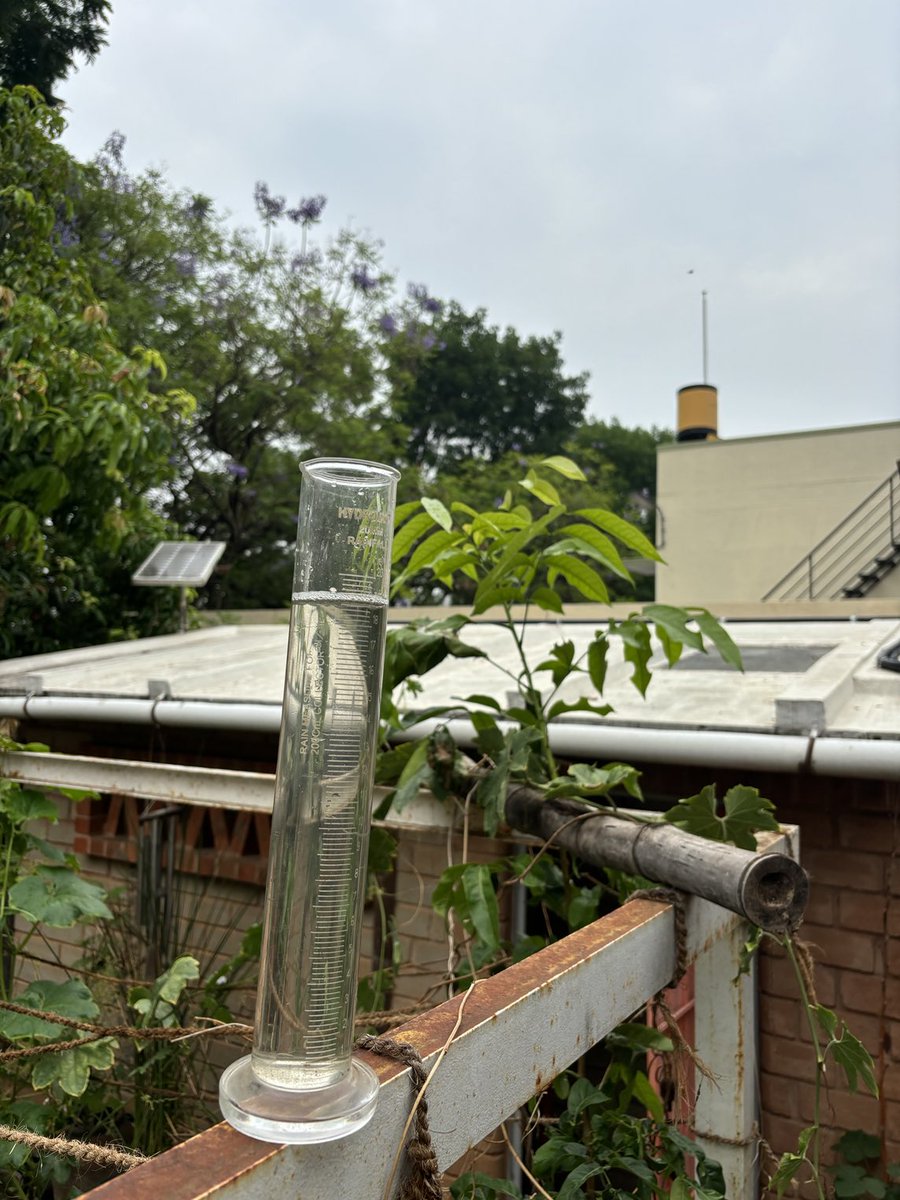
left=557, top=1161, right=605, bottom=1200
left=545, top=553, right=609, bottom=603
left=0, top=1101, right=51, bottom=1168
left=31, top=1036, right=117, bottom=1097
left=834, top=1130, right=883, bottom=1165
left=156, top=955, right=200, bottom=1005
left=771, top=1151, right=807, bottom=1196
left=402, top=528, right=459, bottom=577
left=476, top=758, right=509, bottom=838
left=0, top=786, right=59, bottom=824
left=460, top=693, right=502, bottom=712
left=831, top=1025, right=879, bottom=1097
left=382, top=618, right=485, bottom=692
left=642, top=603, right=704, bottom=651
left=391, top=510, right=436, bottom=563
left=0, top=978, right=98, bottom=1042
left=540, top=455, right=587, bottom=481
left=662, top=784, right=778, bottom=851
left=461, top=864, right=501, bottom=952
left=832, top=1164, right=883, bottom=1198
left=520, top=473, right=561, bottom=507
left=529, top=585, right=564, bottom=614
left=535, top=639, right=576, bottom=687
left=575, top=508, right=663, bottom=561
left=9, top=865, right=112, bottom=926
left=421, top=496, right=453, bottom=532
left=545, top=696, right=614, bottom=721
left=612, top=618, right=653, bottom=697
left=394, top=499, right=423, bottom=526
left=544, top=762, right=642, bottom=801
left=567, top=885, right=601, bottom=930
left=474, top=505, right=563, bottom=603
left=472, top=583, right=522, bottom=616
left=607, top=1021, right=674, bottom=1054
left=392, top=739, right=431, bottom=810
left=691, top=608, right=743, bottom=672
left=581, top=640, right=606, bottom=700
left=556, top=523, right=631, bottom=579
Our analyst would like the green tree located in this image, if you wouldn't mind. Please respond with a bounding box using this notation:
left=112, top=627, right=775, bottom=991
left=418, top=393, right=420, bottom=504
left=0, top=0, right=110, bottom=103
left=387, top=301, right=589, bottom=473
left=568, top=418, right=671, bottom=517
left=0, top=87, right=192, bottom=656
left=72, top=150, right=421, bottom=609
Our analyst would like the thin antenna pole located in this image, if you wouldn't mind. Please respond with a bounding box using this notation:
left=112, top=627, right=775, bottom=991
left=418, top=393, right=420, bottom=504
left=701, top=290, right=709, bottom=384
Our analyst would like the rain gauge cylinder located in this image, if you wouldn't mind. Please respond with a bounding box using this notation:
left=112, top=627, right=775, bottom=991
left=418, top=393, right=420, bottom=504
left=220, top=458, right=399, bottom=1143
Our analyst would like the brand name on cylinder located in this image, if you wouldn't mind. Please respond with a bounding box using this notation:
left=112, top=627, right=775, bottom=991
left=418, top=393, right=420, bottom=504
left=336, top=506, right=388, bottom=523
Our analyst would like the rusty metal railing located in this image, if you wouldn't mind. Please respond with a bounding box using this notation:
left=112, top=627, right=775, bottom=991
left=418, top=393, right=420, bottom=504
left=84, top=830, right=798, bottom=1200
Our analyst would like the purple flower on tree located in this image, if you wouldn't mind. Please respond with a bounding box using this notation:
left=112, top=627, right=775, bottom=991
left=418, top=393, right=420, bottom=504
left=421, top=333, right=436, bottom=350
left=254, top=181, right=286, bottom=222
left=287, top=194, right=327, bottom=225
left=350, top=266, right=379, bottom=292
left=407, top=283, right=442, bottom=315
left=54, top=220, right=79, bottom=249
left=379, top=314, right=398, bottom=336
left=102, top=130, right=126, bottom=165
left=291, top=249, right=321, bottom=272
left=226, top=462, right=249, bottom=480
left=173, top=250, right=197, bottom=278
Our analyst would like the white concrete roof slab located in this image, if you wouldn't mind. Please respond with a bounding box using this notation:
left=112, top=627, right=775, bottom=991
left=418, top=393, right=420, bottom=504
left=1, top=616, right=898, bottom=739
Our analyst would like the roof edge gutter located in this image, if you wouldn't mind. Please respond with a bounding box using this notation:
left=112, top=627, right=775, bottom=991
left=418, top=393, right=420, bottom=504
left=1, top=696, right=897, bottom=780
left=395, top=717, right=900, bottom=781
left=0, top=695, right=281, bottom=734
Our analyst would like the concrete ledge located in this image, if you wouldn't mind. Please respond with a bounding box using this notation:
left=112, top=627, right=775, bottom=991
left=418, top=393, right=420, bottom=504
left=775, top=626, right=891, bottom=733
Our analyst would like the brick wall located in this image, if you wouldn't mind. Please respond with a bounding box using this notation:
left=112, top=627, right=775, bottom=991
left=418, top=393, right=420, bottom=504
left=635, top=763, right=900, bottom=1179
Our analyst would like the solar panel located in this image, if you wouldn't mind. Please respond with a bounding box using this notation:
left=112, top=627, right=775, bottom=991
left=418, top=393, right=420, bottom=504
left=132, top=541, right=226, bottom=588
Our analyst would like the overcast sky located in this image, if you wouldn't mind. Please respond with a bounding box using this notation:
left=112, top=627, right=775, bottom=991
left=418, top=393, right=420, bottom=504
left=59, top=1, right=900, bottom=440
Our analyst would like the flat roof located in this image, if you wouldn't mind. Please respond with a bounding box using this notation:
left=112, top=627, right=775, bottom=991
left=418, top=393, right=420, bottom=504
left=1, top=614, right=898, bottom=740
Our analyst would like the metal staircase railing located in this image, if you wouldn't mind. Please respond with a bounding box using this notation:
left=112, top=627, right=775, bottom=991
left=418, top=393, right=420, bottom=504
left=762, top=463, right=900, bottom=602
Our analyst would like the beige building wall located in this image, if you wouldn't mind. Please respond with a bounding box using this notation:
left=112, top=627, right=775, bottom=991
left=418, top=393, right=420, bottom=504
left=655, top=421, right=900, bottom=605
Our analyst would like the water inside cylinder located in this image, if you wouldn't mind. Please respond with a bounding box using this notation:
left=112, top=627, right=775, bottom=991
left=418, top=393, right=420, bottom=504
left=252, top=591, right=386, bottom=1089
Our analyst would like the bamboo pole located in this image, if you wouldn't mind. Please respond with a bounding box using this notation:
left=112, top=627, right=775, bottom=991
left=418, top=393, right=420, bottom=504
left=505, top=786, right=807, bottom=932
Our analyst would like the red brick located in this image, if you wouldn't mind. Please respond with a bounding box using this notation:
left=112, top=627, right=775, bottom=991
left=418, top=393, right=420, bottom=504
left=839, top=891, right=888, bottom=934
left=840, top=970, right=885, bottom=1016
left=805, top=885, right=837, bottom=926
left=801, top=924, right=879, bottom=973
left=885, top=1096, right=900, bottom=1143
left=888, top=979, right=900, bottom=1019
left=761, top=1034, right=819, bottom=1080
left=760, top=945, right=799, bottom=998
left=890, top=938, right=900, bottom=977
left=888, top=901, right=900, bottom=937
left=838, top=813, right=897, bottom=855
left=884, top=1065, right=900, bottom=1102
left=804, top=849, right=885, bottom=892
left=760, top=1072, right=798, bottom=1118
left=760, top=995, right=801, bottom=1039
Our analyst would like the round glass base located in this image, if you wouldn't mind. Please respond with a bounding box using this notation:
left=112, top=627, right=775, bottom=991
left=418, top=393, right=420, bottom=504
left=219, top=1055, right=379, bottom=1144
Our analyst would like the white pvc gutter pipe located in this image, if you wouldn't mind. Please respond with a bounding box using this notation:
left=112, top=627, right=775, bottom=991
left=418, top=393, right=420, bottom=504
left=396, top=717, right=900, bottom=781
left=0, top=695, right=281, bottom=734
left=0, top=693, right=896, bottom=779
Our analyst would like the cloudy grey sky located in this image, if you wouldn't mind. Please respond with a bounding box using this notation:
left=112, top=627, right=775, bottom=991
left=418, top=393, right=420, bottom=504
left=59, top=1, right=899, bottom=439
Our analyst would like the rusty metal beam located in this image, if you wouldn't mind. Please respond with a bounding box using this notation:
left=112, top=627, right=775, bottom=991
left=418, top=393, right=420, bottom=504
left=84, top=894, right=745, bottom=1200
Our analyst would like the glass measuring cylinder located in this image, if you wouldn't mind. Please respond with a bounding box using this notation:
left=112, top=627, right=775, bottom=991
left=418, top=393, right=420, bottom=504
left=219, top=457, right=398, bottom=1144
